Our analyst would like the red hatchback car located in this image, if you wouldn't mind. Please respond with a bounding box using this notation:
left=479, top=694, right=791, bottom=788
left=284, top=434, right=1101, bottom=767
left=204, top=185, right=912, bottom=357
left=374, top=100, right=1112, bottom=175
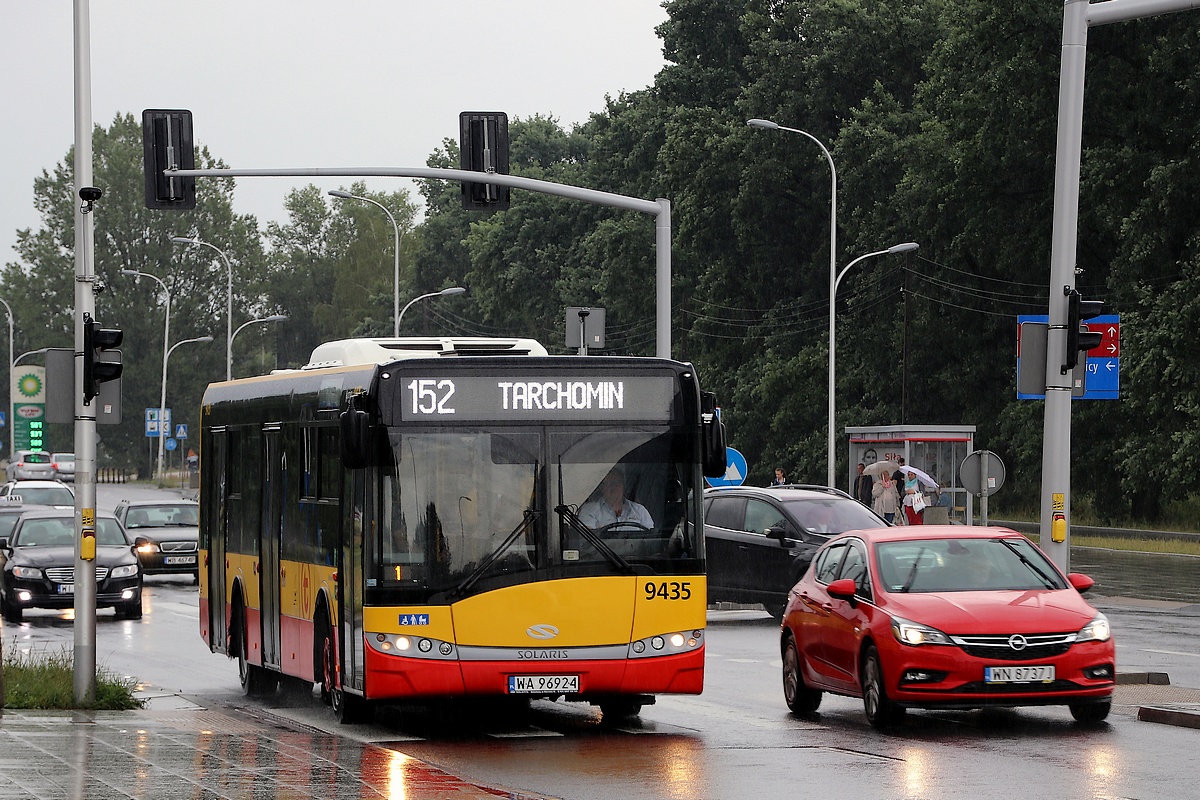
left=780, top=525, right=1115, bottom=728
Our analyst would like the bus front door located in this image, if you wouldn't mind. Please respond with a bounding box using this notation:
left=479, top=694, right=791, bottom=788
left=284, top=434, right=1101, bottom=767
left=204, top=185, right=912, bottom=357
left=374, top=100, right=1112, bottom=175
left=206, top=431, right=229, bottom=654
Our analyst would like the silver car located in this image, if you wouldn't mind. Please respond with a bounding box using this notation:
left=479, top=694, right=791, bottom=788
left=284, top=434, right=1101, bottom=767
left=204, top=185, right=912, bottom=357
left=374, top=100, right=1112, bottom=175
left=50, top=452, right=75, bottom=482
left=8, top=451, right=56, bottom=481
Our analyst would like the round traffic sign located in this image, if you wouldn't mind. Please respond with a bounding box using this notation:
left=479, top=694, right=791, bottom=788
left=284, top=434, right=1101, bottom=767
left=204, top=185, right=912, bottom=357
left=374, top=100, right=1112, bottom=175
left=959, top=450, right=1006, bottom=497
left=705, top=447, right=748, bottom=488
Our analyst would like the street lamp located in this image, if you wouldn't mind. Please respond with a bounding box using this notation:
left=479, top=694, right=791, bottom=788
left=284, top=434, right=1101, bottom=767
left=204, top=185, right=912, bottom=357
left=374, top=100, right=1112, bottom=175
left=748, top=117, right=839, bottom=485
left=396, top=287, right=467, bottom=329
left=0, top=297, right=13, bottom=459
left=832, top=242, right=920, bottom=486
left=159, top=335, right=213, bottom=483
left=171, top=236, right=234, bottom=381
left=121, top=269, right=173, bottom=483
left=328, top=190, right=403, bottom=337
left=229, top=314, right=288, bottom=378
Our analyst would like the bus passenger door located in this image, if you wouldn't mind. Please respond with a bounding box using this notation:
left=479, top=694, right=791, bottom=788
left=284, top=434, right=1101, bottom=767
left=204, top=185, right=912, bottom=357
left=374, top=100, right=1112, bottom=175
left=340, top=468, right=366, bottom=693
left=206, top=431, right=229, bottom=653
left=260, top=429, right=283, bottom=670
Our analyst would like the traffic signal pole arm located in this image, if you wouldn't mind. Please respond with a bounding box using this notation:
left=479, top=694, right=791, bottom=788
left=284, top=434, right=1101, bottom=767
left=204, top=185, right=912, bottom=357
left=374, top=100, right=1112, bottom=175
left=164, top=165, right=674, bottom=359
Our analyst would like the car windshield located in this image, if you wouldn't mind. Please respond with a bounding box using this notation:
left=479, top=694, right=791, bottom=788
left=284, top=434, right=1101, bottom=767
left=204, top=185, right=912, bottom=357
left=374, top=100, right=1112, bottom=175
left=875, top=537, right=1069, bottom=593
left=13, top=487, right=75, bottom=506
left=781, top=497, right=886, bottom=537
left=124, top=505, right=199, bottom=528
left=14, top=517, right=126, bottom=547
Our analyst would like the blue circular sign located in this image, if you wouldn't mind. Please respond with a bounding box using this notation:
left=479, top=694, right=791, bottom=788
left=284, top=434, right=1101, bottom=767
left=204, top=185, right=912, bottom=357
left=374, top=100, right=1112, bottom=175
left=165, top=438, right=178, bottom=452
left=705, top=447, right=748, bottom=488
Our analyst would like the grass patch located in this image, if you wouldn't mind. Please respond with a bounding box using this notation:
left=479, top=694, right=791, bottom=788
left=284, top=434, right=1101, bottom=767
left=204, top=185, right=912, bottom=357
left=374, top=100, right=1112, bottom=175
left=1, top=645, right=143, bottom=710
left=1027, top=533, right=1200, bottom=557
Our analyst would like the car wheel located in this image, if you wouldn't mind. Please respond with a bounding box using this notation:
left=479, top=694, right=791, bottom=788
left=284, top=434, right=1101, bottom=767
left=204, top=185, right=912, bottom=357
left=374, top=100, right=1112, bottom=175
left=1, top=594, right=22, bottom=623
left=862, top=644, right=905, bottom=729
left=1069, top=700, right=1111, bottom=725
left=119, top=596, right=143, bottom=620
left=782, top=635, right=822, bottom=715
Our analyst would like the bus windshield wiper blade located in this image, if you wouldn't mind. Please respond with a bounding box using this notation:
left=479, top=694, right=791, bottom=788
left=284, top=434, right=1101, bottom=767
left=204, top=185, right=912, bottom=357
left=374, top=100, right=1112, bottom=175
left=555, top=503, right=637, bottom=576
left=450, top=508, right=540, bottom=599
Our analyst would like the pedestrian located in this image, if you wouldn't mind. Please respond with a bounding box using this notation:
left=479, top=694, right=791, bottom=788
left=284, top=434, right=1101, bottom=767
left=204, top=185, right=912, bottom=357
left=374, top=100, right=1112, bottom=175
left=770, top=467, right=789, bottom=487
left=872, top=471, right=899, bottom=524
left=852, top=462, right=874, bottom=506
left=901, top=468, right=924, bottom=525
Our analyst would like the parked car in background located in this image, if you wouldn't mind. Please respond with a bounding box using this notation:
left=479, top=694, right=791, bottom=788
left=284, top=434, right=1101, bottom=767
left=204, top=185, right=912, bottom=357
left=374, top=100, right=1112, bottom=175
left=780, top=525, right=1115, bottom=728
left=50, top=452, right=76, bottom=482
left=7, top=450, right=56, bottom=481
left=0, top=480, right=75, bottom=509
left=113, top=498, right=199, bottom=581
left=0, top=509, right=143, bottom=621
left=704, top=485, right=889, bottom=619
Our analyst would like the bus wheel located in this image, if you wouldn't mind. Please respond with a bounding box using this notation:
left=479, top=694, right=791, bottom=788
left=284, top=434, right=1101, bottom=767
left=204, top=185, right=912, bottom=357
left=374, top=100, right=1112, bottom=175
left=331, top=683, right=372, bottom=725
left=237, top=607, right=276, bottom=697
left=599, top=698, right=643, bottom=723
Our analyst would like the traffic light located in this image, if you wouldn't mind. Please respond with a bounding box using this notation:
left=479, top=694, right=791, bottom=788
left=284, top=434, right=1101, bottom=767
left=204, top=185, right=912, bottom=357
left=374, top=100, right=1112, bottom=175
left=83, top=314, right=123, bottom=404
left=142, top=109, right=196, bottom=210
left=1062, top=287, right=1104, bottom=373
left=459, top=112, right=510, bottom=210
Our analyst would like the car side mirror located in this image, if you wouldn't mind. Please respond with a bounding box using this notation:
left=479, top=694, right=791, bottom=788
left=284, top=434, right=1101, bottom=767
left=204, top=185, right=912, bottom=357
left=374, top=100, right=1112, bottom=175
left=0, top=536, right=8, bottom=550
left=827, top=577, right=857, bottom=601
left=1067, top=572, right=1094, bottom=594
left=764, top=526, right=789, bottom=545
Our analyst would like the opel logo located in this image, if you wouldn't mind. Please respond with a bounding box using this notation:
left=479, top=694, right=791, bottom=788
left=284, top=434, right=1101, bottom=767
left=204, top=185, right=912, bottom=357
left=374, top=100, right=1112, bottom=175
left=1008, top=634, right=1028, bottom=651
left=527, top=624, right=559, bottom=640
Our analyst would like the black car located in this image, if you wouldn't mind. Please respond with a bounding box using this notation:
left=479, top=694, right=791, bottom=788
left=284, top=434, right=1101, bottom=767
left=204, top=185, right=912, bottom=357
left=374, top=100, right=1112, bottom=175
left=703, top=485, right=889, bottom=619
left=0, top=510, right=143, bottom=621
left=112, top=499, right=199, bottom=580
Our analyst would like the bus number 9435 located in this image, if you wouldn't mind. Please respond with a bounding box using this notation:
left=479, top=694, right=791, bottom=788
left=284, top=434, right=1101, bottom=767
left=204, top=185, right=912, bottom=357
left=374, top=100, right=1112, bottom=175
left=645, top=581, right=691, bottom=601
left=408, top=379, right=456, bottom=415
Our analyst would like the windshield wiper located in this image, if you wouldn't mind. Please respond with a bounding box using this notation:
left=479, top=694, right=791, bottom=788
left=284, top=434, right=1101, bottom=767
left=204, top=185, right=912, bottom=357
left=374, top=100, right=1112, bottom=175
left=556, top=460, right=637, bottom=575
left=996, top=538, right=1058, bottom=589
left=899, top=547, right=927, bottom=593
left=450, top=507, right=540, bottom=599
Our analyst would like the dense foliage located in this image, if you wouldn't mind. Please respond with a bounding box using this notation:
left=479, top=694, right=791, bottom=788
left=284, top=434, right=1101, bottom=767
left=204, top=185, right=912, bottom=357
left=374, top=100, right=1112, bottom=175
left=4, top=2, right=1197, bottom=523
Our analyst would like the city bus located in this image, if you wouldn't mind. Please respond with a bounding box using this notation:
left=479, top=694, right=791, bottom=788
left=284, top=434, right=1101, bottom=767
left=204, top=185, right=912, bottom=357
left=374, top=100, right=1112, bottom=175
left=198, top=336, right=726, bottom=722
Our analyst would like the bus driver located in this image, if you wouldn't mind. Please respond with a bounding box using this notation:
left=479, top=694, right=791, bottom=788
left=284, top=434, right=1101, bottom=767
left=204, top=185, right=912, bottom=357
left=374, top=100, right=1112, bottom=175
left=578, top=467, right=654, bottom=531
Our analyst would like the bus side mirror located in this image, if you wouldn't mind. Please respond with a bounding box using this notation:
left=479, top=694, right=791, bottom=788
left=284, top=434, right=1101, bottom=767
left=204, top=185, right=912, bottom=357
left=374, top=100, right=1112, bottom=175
left=700, top=391, right=727, bottom=478
left=340, top=406, right=372, bottom=469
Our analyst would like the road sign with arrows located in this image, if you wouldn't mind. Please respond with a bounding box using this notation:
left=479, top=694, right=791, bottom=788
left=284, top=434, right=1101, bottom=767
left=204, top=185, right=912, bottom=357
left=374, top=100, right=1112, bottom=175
left=1017, top=314, right=1119, bottom=400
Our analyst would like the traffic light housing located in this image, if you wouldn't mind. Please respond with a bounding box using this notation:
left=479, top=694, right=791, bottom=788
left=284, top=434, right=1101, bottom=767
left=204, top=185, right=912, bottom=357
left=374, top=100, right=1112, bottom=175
left=459, top=112, right=510, bottom=210
left=142, top=109, right=197, bottom=210
left=83, top=314, right=123, bottom=404
left=1062, top=287, right=1104, bottom=373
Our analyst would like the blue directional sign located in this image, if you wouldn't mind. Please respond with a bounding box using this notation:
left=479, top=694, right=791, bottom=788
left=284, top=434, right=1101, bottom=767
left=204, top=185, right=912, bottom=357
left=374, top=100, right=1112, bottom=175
left=705, top=447, right=748, bottom=488
left=1017, top=314, right=1119, bottom=400
left=165, top=437, right=178, bottom=452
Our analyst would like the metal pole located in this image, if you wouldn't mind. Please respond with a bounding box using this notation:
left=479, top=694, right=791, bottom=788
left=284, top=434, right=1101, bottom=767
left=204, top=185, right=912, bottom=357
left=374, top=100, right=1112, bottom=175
left=397, top=287, right=465, bottom=328
left=0, top=298, right=13, bottom=461
left=72, top=0, right=97, bottom=705
left=170, top=238, right=232, bottom=381
left=327, top=191, right=401, bottom=337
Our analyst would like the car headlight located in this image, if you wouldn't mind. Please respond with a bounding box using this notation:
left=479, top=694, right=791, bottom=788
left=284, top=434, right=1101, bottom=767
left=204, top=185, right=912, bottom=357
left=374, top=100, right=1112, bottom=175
left=891, top=616, right=952, bottom=646
left=1076, top=613, right=1111, bottom=643
left=136, top=542, right=159, bottom=554
left=11, top=565, right=43, bottom=579
left=110, top=564, right=140, bottom=579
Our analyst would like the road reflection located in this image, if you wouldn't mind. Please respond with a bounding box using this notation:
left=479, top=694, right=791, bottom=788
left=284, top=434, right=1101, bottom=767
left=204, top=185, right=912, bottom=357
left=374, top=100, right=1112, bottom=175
left=1070, top=548, right=1200, bottom=604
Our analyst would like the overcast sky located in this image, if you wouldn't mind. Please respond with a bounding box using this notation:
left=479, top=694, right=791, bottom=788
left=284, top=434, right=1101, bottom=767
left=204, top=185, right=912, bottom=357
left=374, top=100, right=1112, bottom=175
left=0, top=1, right=669, bottom=262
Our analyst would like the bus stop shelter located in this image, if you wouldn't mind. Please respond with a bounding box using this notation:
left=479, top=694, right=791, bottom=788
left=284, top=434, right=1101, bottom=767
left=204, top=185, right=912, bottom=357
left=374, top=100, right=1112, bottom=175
left=845, top=424, right=976, bottom=524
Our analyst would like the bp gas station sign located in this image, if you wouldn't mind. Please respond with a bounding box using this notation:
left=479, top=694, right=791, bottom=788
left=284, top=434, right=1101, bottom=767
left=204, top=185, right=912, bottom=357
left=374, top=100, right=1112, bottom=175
left=11, top=366, right=46, bottom=452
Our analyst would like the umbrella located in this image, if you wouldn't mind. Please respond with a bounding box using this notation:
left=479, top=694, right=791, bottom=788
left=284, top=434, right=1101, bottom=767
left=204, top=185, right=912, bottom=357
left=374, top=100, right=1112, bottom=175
left=898, top=465, right=938, bottom=489
left=863, top=460, right=903, bottom=478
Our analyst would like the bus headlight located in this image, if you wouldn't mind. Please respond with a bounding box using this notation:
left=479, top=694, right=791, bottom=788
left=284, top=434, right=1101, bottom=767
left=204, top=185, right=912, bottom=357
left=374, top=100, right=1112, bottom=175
left=628, top=629, right=704, bottom=659
left=366, top=632, right=457, bottom=660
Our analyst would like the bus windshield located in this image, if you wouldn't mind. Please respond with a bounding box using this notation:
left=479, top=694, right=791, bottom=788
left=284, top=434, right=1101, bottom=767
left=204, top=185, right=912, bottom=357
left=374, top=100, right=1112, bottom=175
left=375, top=424, right=699, bottom=597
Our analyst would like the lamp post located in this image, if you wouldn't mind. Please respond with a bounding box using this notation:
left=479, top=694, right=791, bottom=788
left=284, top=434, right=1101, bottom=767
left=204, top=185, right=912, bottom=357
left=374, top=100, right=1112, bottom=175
left=229, top=314, right=288, bottom=378
left=171, top=237, right=233, bottom=381
left=328, top=190, right=402, bottom=337
left=0, top=297, right=13, bottom=460
left=159, top=335, right=213, bottom=483
left=396, top=287, right=466, bottom=329
left=121, top=269, right=173, bottom=483
left=748, top=117, right=839, bottom=485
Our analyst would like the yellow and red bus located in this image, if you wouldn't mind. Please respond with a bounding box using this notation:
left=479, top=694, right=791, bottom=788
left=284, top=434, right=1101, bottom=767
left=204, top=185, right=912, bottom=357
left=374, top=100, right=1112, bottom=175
left=199, top=336, right=725, bottom=722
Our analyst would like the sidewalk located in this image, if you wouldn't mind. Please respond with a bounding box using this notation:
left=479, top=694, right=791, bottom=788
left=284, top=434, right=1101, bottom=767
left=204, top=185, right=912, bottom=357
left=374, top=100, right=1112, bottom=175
left=0, top=693, right=552, bottom=800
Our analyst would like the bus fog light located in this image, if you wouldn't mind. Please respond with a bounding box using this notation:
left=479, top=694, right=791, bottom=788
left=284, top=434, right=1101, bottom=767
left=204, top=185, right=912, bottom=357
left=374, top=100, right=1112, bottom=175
left=439, top=642, right=453, bottom=656
left=687, top=638, right=697, bottom=647
left=670, top=633, right=685, bottom=648
left=651, top=636, right=665, bottom=650
left=418, top=638, right=433, bottom=653
left=632, top=640, right=646, bottom=654
left=396, top=637, right=411, bottom=651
